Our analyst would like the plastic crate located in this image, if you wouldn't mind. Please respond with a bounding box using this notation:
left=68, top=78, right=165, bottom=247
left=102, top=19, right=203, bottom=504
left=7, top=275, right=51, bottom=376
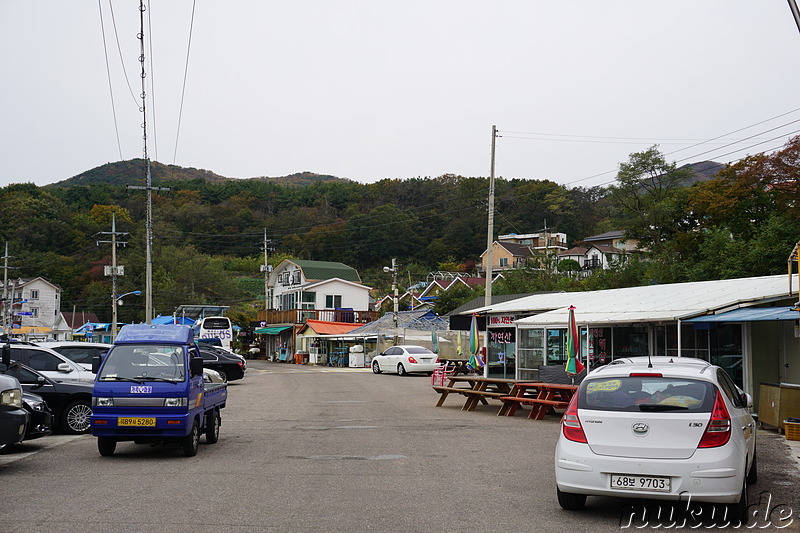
left=784, top=420, right=800, bottom=441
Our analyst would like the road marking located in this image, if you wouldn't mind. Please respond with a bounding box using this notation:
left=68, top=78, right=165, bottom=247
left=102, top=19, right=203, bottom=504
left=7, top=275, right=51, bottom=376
left=0, top=434, right=87, bottom=467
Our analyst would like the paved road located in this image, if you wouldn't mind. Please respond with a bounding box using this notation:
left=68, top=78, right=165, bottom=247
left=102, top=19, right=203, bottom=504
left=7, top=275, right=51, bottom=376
left=1, top=361, right=799, bottom=532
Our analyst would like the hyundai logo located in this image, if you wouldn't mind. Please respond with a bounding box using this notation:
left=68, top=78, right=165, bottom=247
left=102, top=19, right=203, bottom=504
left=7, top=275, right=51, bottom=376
left=632, top=422, right=649, bottom=436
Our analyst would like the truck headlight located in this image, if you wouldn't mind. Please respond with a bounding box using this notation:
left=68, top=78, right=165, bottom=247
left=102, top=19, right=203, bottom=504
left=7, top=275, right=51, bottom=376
left=93, top=397, right=114, bottom=407
left=1, top=388, right=23, bottom=408
left=164, top=398, right=187, bottom=407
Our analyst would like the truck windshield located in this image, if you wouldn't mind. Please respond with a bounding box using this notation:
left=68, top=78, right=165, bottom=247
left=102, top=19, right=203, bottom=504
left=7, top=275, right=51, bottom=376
left=98, top=345, right=185, bottom=382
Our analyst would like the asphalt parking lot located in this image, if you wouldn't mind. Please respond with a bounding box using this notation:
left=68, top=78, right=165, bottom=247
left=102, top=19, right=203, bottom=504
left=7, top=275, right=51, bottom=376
left=1, top=360, right=799, bottom=532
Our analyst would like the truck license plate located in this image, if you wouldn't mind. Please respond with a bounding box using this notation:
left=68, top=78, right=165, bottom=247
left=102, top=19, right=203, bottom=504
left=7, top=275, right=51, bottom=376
left=118, top=417, right=156, bottom=427
left=610, top=474, right=670, bottom=492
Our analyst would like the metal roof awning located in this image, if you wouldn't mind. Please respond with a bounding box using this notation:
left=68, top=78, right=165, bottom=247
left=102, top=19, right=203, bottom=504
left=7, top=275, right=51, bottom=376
left=686, top=307, right=800, bottom=322
left=254, top=325, right=293, bottom=335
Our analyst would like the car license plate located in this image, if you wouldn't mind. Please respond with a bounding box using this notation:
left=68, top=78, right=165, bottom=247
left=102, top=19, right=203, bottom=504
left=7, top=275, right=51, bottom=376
left=118, top=417, right=156, bottom=427
left=610, top=474, right=670, bottom=492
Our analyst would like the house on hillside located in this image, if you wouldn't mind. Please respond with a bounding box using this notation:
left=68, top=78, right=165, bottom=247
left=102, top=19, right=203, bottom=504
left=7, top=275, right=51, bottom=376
left=256, top=259, right=377, bottom=360
left=480, top=231, right=568, bottom=275
left=582, top=230, right=640, bottom=251
left=2, top=277, right=69, bottom=340
left=558, top=244, right=629, bottom=274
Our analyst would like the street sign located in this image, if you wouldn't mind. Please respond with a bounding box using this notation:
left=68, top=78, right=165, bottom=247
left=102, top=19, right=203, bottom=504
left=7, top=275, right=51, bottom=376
left=16, top=312, right=33, bottom=316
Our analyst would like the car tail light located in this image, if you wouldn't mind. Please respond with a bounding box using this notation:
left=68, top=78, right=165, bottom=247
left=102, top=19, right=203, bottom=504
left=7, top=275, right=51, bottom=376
left=698, top=390, right=731, bottom=448
left=408, top=356, right=418, bottom=364
left=238, top=361, right=244, bottom=369
left=561, top=392, right=587, bottom=443
left=630, top=373, right=662, bottom=377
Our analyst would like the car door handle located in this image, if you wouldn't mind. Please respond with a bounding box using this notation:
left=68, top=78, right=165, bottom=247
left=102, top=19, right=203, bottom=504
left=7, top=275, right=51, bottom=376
left=741, top=423, right=753, bottom=430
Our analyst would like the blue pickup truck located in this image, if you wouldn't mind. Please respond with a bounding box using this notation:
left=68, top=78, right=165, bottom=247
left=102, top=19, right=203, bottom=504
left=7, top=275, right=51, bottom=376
left=90, top=324, right=227, bottom=457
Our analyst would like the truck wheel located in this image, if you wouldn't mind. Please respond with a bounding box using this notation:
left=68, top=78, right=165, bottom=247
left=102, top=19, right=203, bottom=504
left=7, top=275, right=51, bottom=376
left=205, top=410, right=220, bottom=444
left=182, top=420, right=200, bottom=457
left=98, top=437, right=117, bottom=457
left=62, top=400, right=92, bottom=434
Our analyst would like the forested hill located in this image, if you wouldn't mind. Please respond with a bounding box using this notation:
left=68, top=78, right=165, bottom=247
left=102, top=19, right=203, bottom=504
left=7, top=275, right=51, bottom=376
left=4, top=139, right=799, bottom=323
left=46, top=159, right=347, bottom=188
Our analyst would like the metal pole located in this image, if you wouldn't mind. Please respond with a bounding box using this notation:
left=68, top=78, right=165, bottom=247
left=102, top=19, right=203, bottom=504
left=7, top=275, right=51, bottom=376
left=483, top=125, right=497, bottom=377
left=789, top=0, right=800, bottom=34
left=392, top=258, right=399, bottom=337
left=111, top=213, right=118, bottom=341
left=2, top=242, right=7, bottom=336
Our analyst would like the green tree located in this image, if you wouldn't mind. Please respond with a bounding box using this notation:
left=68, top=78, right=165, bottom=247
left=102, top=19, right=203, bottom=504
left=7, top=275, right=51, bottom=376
left=608, top=146, right=692, bottom=254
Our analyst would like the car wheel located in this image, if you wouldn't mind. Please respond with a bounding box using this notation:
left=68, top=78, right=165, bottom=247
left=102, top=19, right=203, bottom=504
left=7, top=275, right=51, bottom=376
left=97, top=437, right=117, bottom=457
left=746, top=450, right=758, bottom=485
left=216, top=369, right=229, bottom=382
left=205, top=410, right=220, bottom=444
left=397, top=363, right=407, bottom=376
left=556, top=488, right=586, bottom=510
left=62, top=400, right=92, bottom=434
left=372, top=361, right=381, bottom=374
left=728, top=474, right=749, bottom=524
left=182, top=420, right=200, bottom=457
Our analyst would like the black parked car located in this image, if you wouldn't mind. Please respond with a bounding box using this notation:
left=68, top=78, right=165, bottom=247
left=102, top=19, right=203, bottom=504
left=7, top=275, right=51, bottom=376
left=198, top=347, right=246, bottom=382
left=5, top=363, right=93, bottom=434
left=22, top=392, right=53, bottom=441
left=0, top=372, right=27, bottom=450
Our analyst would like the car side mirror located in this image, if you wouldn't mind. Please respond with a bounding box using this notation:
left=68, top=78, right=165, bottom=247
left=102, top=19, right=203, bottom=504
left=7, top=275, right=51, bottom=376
left=92, top=356, right=101, bottom=374
left=190, top=357, right=203, bottom=377
left=33, top=375, right=46, bottom=390
left=57, top=362, right=72, bottom=373
left=741, top=392, right=753, bottom=409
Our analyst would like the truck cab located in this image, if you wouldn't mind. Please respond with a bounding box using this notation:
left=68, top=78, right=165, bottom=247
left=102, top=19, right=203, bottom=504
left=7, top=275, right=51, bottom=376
left=90, top=324, right=227, bottom=457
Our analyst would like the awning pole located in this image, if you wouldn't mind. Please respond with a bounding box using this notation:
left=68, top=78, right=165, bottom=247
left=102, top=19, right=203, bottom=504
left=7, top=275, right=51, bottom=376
left=677, top=319, right=682, bottom=357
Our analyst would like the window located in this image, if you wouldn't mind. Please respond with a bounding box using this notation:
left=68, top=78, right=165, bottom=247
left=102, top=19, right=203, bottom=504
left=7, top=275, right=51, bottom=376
left=301, top=292, right=316, bottom=310
left=499, top=257, right=509, bottom=267
left=29, top=289, right=39, bottom=300
left=14, top=348, right=62, bottom=371
left=30, top=308, right=39, bottom=318
left=325, top=295, right=342, bottom=309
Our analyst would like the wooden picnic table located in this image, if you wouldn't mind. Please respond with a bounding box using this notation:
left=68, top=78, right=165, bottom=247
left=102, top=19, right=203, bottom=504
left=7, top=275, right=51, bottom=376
left=498, top=382, right=578, bottom=419
left=432, top=375, right=520, bottom=411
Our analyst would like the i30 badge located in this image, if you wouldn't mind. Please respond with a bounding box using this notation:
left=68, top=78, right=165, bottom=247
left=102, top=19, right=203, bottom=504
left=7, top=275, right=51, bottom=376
left=632, top=422, right=649, bottom=436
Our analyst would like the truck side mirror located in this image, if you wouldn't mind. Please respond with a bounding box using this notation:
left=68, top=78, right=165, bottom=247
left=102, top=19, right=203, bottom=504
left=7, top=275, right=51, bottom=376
left=190, top=356, right=203, bottom=377
left=1, top=343, right=9, bottom=368
left=92, top=356, right=101, bottom=374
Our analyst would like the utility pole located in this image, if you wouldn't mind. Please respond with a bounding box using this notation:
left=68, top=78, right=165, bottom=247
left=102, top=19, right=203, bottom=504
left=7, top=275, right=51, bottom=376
left=97, top=213, right=129, bottom=341
left=383, top=259, right=399, bottom=342
left=483, top=125, right=497, bottom=377
left=127, top=0, right=168, bottom=324
left=260, top=230, right=273, bottom=314
left=789, top=0, right=800, bottom=35
left=1, top=242, right=14, bottom=336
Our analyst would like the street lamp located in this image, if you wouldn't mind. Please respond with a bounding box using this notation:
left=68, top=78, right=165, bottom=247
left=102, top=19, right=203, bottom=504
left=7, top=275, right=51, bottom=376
left=112, top=290, right=141, bottom=341
left=383, top=259, right=398, bottom=343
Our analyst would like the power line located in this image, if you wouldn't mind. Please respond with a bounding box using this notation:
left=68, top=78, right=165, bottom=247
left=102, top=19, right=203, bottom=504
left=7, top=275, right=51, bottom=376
left=173, top=0, right=197, bottom=165
left=97, top=0, right=123, bottom=160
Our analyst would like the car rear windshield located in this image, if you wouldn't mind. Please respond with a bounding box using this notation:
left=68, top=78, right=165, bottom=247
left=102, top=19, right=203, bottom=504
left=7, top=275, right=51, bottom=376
left=406, top=347, right=435, bottom=355
left=579, top=376, right=716, bottom=413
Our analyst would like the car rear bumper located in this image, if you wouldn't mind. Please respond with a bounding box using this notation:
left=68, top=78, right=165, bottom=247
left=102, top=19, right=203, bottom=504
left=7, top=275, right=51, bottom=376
left=555, top=438, right=744, bottom=503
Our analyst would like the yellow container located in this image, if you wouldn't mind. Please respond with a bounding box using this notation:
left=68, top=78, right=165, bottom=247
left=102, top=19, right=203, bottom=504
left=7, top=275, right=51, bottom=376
left=784, top=420, right=800, bottom=441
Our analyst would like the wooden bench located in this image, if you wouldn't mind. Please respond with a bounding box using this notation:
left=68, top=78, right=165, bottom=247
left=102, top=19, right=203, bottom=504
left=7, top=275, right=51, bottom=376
left=433, top=386, right=507, bottom=409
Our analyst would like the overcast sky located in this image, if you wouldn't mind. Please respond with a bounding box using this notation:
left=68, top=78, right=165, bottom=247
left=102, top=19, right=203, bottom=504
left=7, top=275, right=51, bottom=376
left=3, top=1, right=800, bottom=189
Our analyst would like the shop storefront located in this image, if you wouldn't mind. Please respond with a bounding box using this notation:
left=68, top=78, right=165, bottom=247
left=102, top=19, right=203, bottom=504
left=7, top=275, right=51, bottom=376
left=486, top=315, right=517, bottom=379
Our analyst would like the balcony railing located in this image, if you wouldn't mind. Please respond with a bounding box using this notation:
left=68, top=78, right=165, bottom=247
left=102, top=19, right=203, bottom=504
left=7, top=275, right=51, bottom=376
left=260, top=308, right=379, bottom=325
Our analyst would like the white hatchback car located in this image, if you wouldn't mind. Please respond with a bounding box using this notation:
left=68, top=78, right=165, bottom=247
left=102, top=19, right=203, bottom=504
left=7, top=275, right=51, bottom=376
left=371, top=345, right=440, bottom=376
left=555, top=356, right=755, bottom=521
left=9, top=344, right=95, bottom=384
left=37, top=341, right=112, bottom=371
